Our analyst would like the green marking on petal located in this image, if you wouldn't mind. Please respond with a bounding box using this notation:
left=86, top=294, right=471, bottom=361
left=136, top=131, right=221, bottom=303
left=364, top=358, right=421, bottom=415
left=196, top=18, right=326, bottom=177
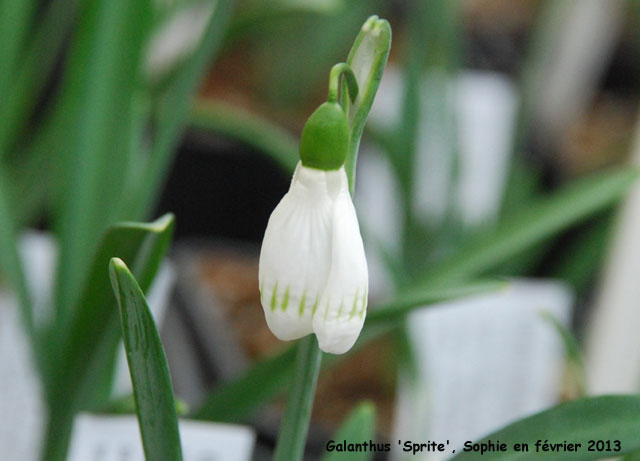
left=311, top=297, right=319, bottom=317
left=349, top=289, right=360, bottom=319
left=337, top=300, right=345, bottom=318
left=359, top=286, right=368, bottom=318
left=323, top=297, right=331, bottom=321
left=298, top=291, right=307, bottom=317
left=270, top=282, right=278, bottom=311
left=282, top=286, right=290, bottom=311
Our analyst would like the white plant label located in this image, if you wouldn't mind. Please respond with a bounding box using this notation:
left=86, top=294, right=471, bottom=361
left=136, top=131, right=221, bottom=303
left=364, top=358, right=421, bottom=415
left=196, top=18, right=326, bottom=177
left=68, top=414, right=255, bottom=461
left=393, top=279, right=573, bottom=460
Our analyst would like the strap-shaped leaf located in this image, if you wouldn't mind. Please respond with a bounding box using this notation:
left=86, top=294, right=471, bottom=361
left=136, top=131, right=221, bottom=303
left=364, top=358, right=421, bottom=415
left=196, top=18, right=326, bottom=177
left=0, top=167, right=33, bottom=348
left=110, top=258, right=183, bottom=461
left=418, top=167, right=638, bottom=286
left=193, top=344, right=299, bottom=422
left=0, top=0, right=83, bottom=163
left=451, top=395, right=640, bottom=460
left=127, top=0, right=235, bottom=219
left=322, top=401, right=377, bottom=461
left=366, top=280, right=506, bottom=324
left=43, top=214, right=174, bottom=461
left=190, top=100, right=299, bottom=172
left=53, top=0, right=154, bottom=321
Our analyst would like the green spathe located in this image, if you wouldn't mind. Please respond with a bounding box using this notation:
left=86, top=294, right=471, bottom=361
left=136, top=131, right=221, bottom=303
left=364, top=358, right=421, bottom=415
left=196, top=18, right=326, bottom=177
left=300, top=102, right=349, bottom=170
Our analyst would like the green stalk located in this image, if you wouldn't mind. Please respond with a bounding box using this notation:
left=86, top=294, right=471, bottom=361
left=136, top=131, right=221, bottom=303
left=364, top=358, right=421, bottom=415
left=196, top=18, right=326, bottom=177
left=273, top=336, right=323, bottom=461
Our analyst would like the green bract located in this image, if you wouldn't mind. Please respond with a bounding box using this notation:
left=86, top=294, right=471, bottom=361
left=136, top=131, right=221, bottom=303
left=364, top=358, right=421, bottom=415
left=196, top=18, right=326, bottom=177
left=299, top=102, right=349, bottom=171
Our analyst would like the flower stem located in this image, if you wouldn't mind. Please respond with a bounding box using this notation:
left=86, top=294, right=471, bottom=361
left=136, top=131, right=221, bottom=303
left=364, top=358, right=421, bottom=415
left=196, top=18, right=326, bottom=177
left=273, top=335, right=322, bottom=461
left=328, top=62, right=358, bottom=105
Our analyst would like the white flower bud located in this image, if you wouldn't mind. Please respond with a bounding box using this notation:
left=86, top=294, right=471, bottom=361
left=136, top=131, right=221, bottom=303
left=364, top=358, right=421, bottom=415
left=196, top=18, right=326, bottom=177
left=259, top=162, right=368, bottom=354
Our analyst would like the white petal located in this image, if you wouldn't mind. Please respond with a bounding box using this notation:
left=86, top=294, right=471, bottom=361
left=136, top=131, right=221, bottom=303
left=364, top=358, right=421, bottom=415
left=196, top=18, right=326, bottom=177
left=259, top=163, right=345, bottom=341
left=313, top=177, right=368, bottom=354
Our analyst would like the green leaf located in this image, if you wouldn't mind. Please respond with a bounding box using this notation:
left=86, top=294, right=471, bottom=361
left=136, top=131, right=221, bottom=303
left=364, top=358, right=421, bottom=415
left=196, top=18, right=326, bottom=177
left=110, top=258, right=183, bottom=461
left=53, top=0, right=154, bottom=324
left=539, top=311, right=586, bottom=397
left=343, top=15, right=391, bottom=192
left=624, top=449, right=640, bottom=461
left=0, top=0, right=34, bottom=101
left=510, top=0, right=570, bottom=159
left=42, top=214, right=174, bottom=461
left=419, top=167, right=638, bottom=286
left=190, top=99, right=298, bottom=172
left=0, top=167, right=34, bottom=352
left=366, top=280, right=506, bottom=325
left=193, top=343, right=298, bottom=422
left=322, top=401, right=377, bottom=461
left=450, top=395, right=640, bottom=460
left=549, top=211, right=613, bottom=293
left=0, top=0, right=83, bottom=163
left=126, top=0, right=235, bottom=219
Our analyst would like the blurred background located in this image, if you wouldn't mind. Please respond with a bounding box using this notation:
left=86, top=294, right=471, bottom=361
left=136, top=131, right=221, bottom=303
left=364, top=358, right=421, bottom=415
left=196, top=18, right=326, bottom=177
left=2, top=0, right=640, bottom=459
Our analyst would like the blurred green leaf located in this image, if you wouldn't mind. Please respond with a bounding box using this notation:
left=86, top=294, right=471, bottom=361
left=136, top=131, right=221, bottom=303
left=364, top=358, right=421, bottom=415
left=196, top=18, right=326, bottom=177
left=0, top=167, right=34, bottom=352
left=243, top=0, right=344, bottom=16
left=322, top=401, right=377, bottom=461
left=43, top=214, right=174, bottom=461
left=366, top=280, right=506, bottom=324
left=343, top=15, right=391, bottom=192
left=499, top=153, right=542, bottom=219
left=127, top=0, right=235, bottom=219
left=450, top=395, right=640, bottom=460
left=419, top=167, right=638, bottom=286
left=550, top=211, right=613, bottom=294
left=193, top=343, right=298, bottom=422
left=0, top=0, right=82, bottom=162
left=624, top=449, right=640, bottom=461
left=244, top=3, right=377, bottom=110
left=190, top=100, right=298, bottom=172
left=6, top=144, right=51, bottom=227
left=110, top=258, right=183, bottom=461
left=229, top=0, right=346, bottom=42
left=539, top=311, right=587, bottom=398
left=511, top=0, right=570, bottom=158
left=53, top=0, right=154, bottom=324
left=0, top=0, right=34, bottom=101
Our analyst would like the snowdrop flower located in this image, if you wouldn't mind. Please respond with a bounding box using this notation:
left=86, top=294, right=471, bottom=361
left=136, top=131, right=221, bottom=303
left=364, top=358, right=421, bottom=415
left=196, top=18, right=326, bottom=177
left=259, top=93, right=368, bottom=354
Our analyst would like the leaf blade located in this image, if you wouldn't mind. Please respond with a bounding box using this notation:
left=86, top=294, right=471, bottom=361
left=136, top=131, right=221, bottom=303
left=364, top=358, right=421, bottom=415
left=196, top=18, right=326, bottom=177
left=190, top=100, right=298, bottom=172
left=420, top=167, right=638, bottom=286
left=366, top=280, right=506, bottom=325
left=42, top=214, right=174, bottom=461
left=450, top=395, right=640, bottom=460
left=53, top=0, right=154, bottom=323
left=110, top=258, right=183, bottom=461
left=127, top=0, right=236, bottom=219
left=322, top=401, right=377, bottom=461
